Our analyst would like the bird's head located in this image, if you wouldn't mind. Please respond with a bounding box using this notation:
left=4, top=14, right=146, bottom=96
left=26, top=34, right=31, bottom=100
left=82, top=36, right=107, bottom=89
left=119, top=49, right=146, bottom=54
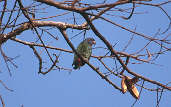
left=84, top=38, right=96, bottom=46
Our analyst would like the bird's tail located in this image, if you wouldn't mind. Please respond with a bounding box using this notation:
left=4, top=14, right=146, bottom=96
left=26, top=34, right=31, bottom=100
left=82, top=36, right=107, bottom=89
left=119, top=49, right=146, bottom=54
left=72, top=62, right=78, bottom=69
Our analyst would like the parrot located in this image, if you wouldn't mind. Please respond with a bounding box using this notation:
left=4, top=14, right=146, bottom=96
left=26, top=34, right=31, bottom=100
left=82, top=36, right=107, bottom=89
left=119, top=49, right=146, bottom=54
left=72, top=38, right=96, bottom=69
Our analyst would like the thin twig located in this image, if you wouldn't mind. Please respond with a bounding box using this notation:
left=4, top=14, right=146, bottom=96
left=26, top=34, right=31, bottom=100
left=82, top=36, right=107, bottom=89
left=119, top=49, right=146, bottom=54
left=59, top=28, right=122, bottom=91
left=29, top=45, right=43, bottom=74
left=0, top=95, right=5, bottom=107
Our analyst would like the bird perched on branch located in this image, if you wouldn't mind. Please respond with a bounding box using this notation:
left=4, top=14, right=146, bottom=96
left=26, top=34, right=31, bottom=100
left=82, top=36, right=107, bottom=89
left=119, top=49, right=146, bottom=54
left=72, top=38, right=96, bottom=69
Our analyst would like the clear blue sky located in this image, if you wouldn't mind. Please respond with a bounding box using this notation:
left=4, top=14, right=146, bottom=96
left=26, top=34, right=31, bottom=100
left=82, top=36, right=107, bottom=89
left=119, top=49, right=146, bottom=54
left=0, top=0, right=171, bottom=107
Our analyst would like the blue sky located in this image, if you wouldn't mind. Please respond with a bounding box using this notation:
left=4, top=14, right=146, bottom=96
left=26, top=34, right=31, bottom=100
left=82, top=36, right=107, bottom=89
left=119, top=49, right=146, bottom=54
left=0, top=0, right=171, bottom=107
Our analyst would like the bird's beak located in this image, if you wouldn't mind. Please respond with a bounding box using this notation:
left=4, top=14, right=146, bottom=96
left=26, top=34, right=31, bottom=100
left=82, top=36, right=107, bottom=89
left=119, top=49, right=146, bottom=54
left=92, top=41, right=96, bottom=45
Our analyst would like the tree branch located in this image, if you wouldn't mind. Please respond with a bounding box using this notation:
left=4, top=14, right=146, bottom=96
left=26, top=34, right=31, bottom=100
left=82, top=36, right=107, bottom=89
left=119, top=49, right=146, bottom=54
left=81, top=13, right=171, bottom=91
left=59, top=28, right=122, bottom=91
left=0, top=21, right=88, bottom=44
left=11, top=38, right=152, bottom=63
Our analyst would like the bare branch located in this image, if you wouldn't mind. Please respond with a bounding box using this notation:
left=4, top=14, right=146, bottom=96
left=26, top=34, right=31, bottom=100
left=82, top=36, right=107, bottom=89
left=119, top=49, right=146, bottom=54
left=59, top=28, right=122, bottom=91
left=81, top=13, right=171, bottom=91
left=0, top=0, right=170, bottom=105
left=36, top=0, right=83, bottom=12
left=0, top=95, right=5, bottom=107
left=0, top=0, right=7, bottom=29
left=11, top=38, right=161, bottom=63
left=0, top=20, right=88, bottom=44
left=0, top=80, right=14, bottom=92
left=39, top=54, right=59, bottom=75
left=29, top=45, right=43, bottom=74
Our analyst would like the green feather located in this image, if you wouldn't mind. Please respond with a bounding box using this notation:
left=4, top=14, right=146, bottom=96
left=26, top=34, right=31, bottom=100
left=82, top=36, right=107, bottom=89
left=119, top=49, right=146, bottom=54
left=77, top=41, right=92, bottom=59
left=72, top=39, right=93, bottom=69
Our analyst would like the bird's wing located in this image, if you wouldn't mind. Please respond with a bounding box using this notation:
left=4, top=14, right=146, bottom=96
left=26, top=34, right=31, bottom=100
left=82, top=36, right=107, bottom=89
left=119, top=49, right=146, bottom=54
left=77, top=42, right=92, bottom=59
